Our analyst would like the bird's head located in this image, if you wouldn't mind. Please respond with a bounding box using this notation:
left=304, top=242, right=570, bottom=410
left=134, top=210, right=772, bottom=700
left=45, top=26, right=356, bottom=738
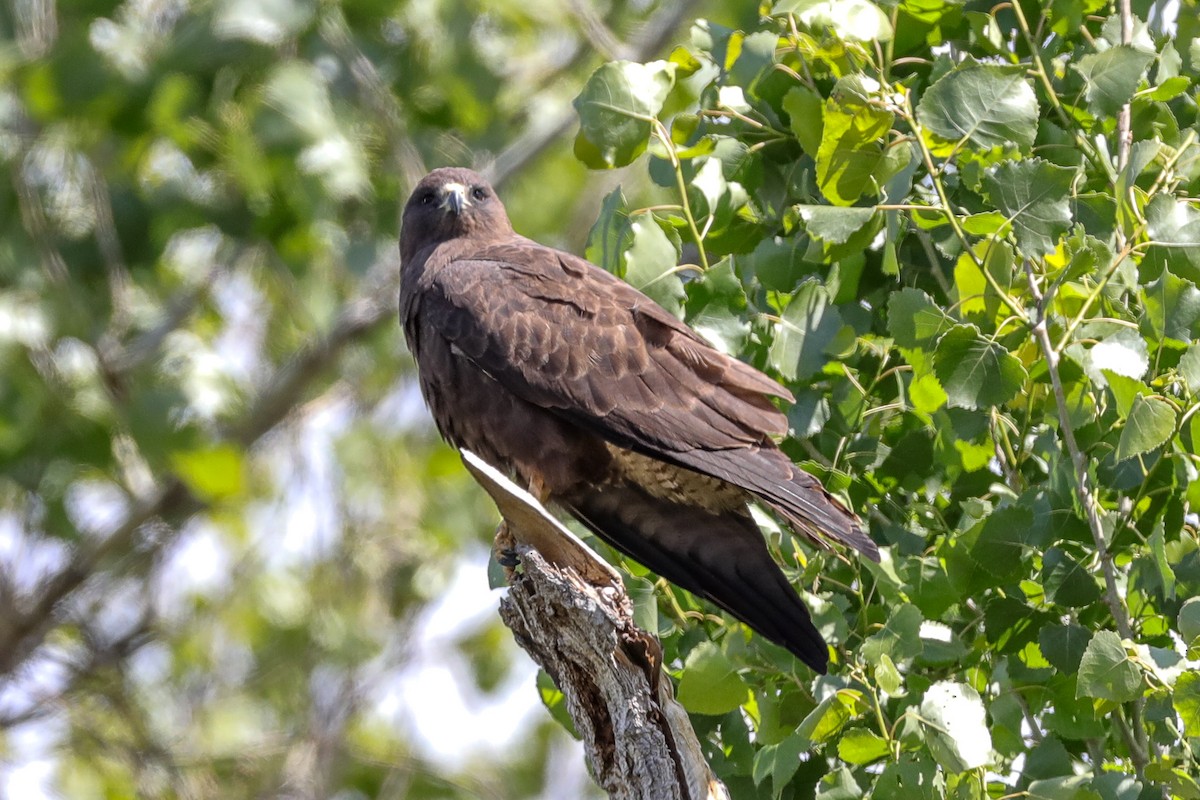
left=400, top=167, right=512, bottom=265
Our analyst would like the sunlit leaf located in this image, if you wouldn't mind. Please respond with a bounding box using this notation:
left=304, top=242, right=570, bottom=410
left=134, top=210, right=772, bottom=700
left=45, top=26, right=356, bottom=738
left=1077, top=631, right=1141, bottom=703
left=574, top=60, right=676, bottom=168
left=917, top=61, right=1038, bottom=151
left=983, top=158, right=1075, bottom=257
left=920, top=681, right=992, bottom=772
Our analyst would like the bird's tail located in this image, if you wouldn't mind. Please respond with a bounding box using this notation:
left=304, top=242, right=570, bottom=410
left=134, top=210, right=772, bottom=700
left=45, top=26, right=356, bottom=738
left=563, top=482, right=829, bottom=673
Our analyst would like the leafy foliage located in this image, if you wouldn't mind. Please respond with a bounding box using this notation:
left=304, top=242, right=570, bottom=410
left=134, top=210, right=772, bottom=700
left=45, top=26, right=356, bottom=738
left=571, top=0, right=1200, bottom=796
left=0, top=0, right=746, bottom=797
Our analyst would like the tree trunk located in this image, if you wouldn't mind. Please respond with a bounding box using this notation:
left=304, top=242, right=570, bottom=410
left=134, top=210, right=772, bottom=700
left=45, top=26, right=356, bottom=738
left=460, top=451, right=729, bottom=800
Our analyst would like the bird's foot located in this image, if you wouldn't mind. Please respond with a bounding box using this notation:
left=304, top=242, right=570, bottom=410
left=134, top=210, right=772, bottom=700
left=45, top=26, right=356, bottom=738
left=493, top=522, right=521, bottom=577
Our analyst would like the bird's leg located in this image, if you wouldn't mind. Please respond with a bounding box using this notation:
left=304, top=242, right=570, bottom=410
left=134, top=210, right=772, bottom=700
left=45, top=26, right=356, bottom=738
left=494, top=522, right=521, bottom=571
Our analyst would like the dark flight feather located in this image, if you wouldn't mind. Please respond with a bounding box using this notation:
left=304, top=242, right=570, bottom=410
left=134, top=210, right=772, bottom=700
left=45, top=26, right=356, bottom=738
left=399, top=167, right=878, bottom=673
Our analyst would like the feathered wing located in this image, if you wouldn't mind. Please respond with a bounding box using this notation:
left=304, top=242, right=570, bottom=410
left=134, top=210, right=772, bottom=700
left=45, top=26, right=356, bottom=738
left=563, top=482, right=830, bottom=671
left=424, top=241, right=877, bottom=559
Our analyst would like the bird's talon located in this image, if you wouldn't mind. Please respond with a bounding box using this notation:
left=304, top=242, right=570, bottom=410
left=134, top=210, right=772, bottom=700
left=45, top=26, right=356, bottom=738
left=498, top=547, right=521, bottom=568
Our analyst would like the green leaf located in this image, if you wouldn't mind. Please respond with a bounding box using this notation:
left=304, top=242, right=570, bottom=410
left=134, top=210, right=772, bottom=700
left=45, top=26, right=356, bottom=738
left=1144, top=195, right=1200, bottom=282
left=768, top=281, right=844, bottom=381
left=623, top=212, right=685, bottom=316
left=816, top=765, right=864, bottom=800
left=752, top=731, right=806, bottom=792
left=171, top=444, right=245, bottom=501
left=584, top=187, right=631, bottom=275
left=794, top=205, right=876, bottom=245
left=875, top=653, right=904, bottom=695
left=1027, top=775, right=1103, bottom=800
left=783, top=85, right=824, bottom=155
left=933, top=324, right=1027, bottom=410
left=917, top=61, right=1038, bottom=151
left=862, top=603, right=924, bottom=664
left=686, top=258, right=749, bottom=355
left=872, top=755, right=940, bottom=800
left=1175, top=670, right=1200, bottom=737
left=954, top=241, right=1014, bottom=326
left=676, top=641, right=750, bottom=715
left=919, top=681, right=992, bottom=773
left=1141, top=272, right=1200, bottom=345
left=1089, top=329, right=1149, bottom=380
left=983, top=158, right=1075, bottom=257
left=1179, top=345, right=1200, bottom=393
left=816, top=92, right=893, bottom=205
left=1076, top=631, right=1142, bottom=703
left=1148, top=75, right=1191, bottom=101
left=1115, top=395, right=1176, bottom=462
left=1072, top=45, right=1155, bottom=117
left=888, top=288, right=954, bottom=349
left=973, top=504, right=1035, bottom=582
left=1042, top=547, right=1101, bottom=607
left=1039, top=623, right=1091, bottom=673
left=774, top=0, right=893, bottom=42
left=796, top=688, right=862, bottom=743
left=838, top=728, right=890, bottom=765
left=1181, top=597, right=1200, bottom=645
left=573, top=60, right=676, bottom=169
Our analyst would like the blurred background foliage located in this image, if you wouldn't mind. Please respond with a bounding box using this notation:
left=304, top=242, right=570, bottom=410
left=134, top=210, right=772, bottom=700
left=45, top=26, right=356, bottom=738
left=0, top=0, right=757, bottom=797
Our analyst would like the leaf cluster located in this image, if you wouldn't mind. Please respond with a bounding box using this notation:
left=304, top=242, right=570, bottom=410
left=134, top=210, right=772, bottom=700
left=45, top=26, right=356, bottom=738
left=572, top=0, right=1200, bottom=797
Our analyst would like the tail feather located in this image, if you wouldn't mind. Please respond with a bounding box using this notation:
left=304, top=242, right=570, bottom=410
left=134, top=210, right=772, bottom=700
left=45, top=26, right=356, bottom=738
left=563, top=482, right=829, bottom=673
left=666, top=446, right=879, bottom=562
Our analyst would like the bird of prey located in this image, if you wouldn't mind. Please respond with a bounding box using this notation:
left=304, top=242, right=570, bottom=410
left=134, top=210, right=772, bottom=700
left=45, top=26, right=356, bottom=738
left=399, top=167, right=878, bottom=673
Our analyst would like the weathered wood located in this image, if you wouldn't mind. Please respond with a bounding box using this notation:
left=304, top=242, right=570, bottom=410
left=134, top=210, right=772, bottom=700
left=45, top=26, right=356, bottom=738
left=461, top=450, right=728, bottom=800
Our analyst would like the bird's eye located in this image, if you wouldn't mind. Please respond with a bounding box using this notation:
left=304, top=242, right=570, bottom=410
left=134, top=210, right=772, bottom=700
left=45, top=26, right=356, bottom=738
left=420, top=192, right=435, bottom=206
left=471, top=187, right=487, bottom=201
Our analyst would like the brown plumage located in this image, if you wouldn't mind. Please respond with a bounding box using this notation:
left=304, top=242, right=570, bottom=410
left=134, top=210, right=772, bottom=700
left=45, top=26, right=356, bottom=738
left=399, top=167, right=878, bottom=673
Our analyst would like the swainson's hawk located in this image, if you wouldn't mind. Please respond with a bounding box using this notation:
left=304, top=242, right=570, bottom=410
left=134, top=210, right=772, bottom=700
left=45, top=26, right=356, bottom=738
left=399, top=167, right=878, bottom=673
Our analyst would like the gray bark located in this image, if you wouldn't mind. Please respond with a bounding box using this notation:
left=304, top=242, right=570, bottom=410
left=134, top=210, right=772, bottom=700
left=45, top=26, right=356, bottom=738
left=460, top=451, right=729, bottom=800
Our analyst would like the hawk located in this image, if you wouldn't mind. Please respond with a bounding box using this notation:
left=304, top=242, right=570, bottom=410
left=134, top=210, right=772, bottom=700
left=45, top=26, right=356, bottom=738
left=399, top=167, right=878, bottom=673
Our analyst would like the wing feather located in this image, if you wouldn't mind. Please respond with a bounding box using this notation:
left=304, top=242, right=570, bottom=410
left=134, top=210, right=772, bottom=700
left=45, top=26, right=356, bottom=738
left=423, top=241, right=876, bottom=559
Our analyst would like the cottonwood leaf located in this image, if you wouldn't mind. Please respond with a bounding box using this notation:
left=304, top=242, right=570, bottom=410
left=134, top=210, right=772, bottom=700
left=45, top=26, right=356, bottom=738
left=574, top=60, right=675, bottom=169
left=838, top=729, right=890, bottom=765
left=1043, top=546, right=1101, bottom=607
left=769, top=281, right=844, bottom=381
left=794, top=205, right=877, bottom=244
left=784, top=85, right=824, bottom=154
left=686, top=258, right=749, bottom=355
left=933, top=324, right=1027, bottom=409
left=888, top=288, right=953, bottom=348
left=973, top=504, right=1035, bottom=582
left=676, top=641, right=750, bottom=715
left=816, top=765, right=864, bottom=800
left=1180, top=597, right=1200, bottom=644
left=1072, top=45, right=1155, bottom=117
left=752, top=731, right=806, bottom=793
left=1116, top=395, right=1176, bottom=462
left=1178, top=345, right=1200, bottom=393
left=917, top=61, right=1038, bottom=151
left=983, top=158, right=1075, bottom=257
left=1144, top=195, right=1200, bottom=282
left=1089, top=329, right=1149, bottom=380
left=1077, top=631, right=1141, bottom=703
left=774, top=0, right=893, bottom=42
left=1039, top=623, right=1091, bottom=674
left=1142, top=272, right=1200, bottom=345
left=623, top=212, right=685, bottom=317
left=920, top=681, right=992, bottom=772
left=1175, top=671, right=1200, bottom=737
left=584, top=187, right=631, bottom=274
left=816, top=93, right=893, bottom=205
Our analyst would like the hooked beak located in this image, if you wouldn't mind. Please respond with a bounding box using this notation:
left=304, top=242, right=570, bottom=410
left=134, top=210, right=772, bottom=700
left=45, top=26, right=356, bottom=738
left=441, top=182, right=468, bottom=216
